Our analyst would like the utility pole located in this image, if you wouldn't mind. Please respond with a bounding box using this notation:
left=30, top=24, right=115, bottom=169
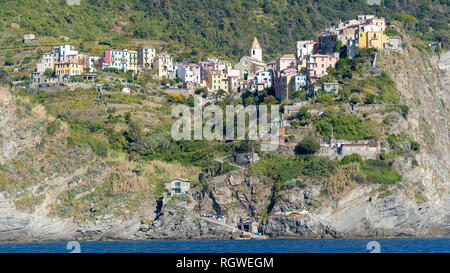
left=330, top=124, right=334, bottom=145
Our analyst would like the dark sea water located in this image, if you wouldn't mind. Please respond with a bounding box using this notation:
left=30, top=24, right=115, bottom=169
left=0, top=237, right=448, bottom=253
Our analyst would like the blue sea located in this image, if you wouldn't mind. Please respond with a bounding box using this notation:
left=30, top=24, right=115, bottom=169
left=0, top=237, right=448, bottom=253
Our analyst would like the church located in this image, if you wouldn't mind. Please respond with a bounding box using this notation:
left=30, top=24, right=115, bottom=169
left=234, top=37, right=267, bottom=80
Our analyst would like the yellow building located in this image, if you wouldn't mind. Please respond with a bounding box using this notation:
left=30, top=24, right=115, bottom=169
left=358, top=25, right=388, bottom=50
left=55, top=62, right=84, bottom=76
left=44, top=76, right=58, bottom=84
left=297, top=58, right=307, bottom=72
left=128, top=50, right=138, bottom=73
left=206, top=70, right=228, bottom=92
left=155, top=52, right=174, bottom=78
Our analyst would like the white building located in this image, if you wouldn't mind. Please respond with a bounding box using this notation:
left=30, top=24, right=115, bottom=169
left=293, top=74, right=308, bottom=91
left=386, top=37, right=403, bottom=51
left=225, top=65, right=240, bottom=78
left=176, top=63, right=201, bottom=84
left=228, top=76, right=239, bottom=92
left=87, top=56, right=101, bottom=72
left=297, top=40, right=316, bottom=59
left=255, top=71, right=273, bottom=88
left=249, top=37, right=263, bottom=62
left=37, top=53, right=55, bottom=73
left=359, top=24, right=383, bottom=33
left=169, top=179, right=191, bottom=195
left=358, top=15, right=376, bottom=22
left=54, top=45, right=78, bottom=62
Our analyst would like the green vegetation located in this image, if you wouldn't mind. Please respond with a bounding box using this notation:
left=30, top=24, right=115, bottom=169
left=0, top=0, right=447, bottom=62
left=360, top=72, right=400, bottom=104
left=316, top=109, right=376, bottom=141
left=4, top=58, right=14, bottom=66
left=249, top=154, right=335, bottom=184
left=301, top=157, right=335, bottom=178
left=340, top=153, right=363, bottom=166
left=46, top=120, right=61, bottom=136
left=361, top=159, right=402, bottom=184
left=384, top=28, right=401, bottom=37
left=294, top=137, right=320, bottom=155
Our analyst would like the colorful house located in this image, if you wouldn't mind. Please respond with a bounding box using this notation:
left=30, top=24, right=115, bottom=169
left=306, top=54, right=339, bottom=81
left=155, top=52, right=174, bottom=78
left=55, top=62, right=83, bottom=76
left=206, top=70, right=228, bottom=92
left=276, top=54, right=296, bottom=72
left=103, top=49, right=137, bottom=72
left=322, top=82, right=340, bottom=94
left=293, top=74, right=308, bottom=92
left=358, top=24, right=388, bottom=50
left=128, top=50, right=138, bottom=73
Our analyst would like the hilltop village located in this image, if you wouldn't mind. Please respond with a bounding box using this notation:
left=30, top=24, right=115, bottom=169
left=25, top=15, right=403, bottom=160
left=30, top=15, right=401, bottom=98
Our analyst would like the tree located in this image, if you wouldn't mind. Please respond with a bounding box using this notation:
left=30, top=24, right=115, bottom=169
left=168, top=93, right=183, bottom=103
left=295, top=137, right=320, bottom=155
left=293, top=90, right=307, bottom=101
left=296, top=107, right=312, bottom=126
left=349, top=96, right=361, bottom=110
left=263, top=95, right=278, bottom=106
left=334, top=40, right=343, bottom=53
left=4, top=58, right=14, bottom=66
left=302, top=157, right=335, bottom=178
left=364, top=93, right=376, bottom=104
left=43, top=69, right=54, bottom=76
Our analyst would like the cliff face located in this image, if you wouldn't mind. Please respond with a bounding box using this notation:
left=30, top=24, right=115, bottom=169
left=0, top=49, right=448, bottom=242
left=213, top=47, right=449, bottom=239
left=261, top=48, right=450, bottom=238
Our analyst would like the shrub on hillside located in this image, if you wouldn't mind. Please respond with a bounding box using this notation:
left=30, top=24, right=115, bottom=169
left=295, top=137, right=320, bottom=155
left=301, top=157, right=335, bottom=178
left=341, top=153, right=363, bottom=165
left=91, top=140, right=109, bottom=158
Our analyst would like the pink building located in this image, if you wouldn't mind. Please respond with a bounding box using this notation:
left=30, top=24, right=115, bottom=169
left=276, top=54, right=296, bottom=72
left=306, top=54, right=339, bottom=81
left=64, top=54, right=87, bottom=67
